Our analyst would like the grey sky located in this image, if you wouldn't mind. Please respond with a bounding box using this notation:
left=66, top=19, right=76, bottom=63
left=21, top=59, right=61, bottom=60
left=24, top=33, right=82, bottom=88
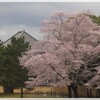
left=0, top=2, right=100, bottom=41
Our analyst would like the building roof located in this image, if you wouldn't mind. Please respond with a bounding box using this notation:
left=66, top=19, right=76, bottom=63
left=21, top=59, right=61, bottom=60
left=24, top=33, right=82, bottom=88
left=3, top=30, right=38, bottom=47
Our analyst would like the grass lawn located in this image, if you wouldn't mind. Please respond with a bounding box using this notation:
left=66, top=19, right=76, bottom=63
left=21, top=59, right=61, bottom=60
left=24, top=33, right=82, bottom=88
left=0, top=93, right=59, bottom=98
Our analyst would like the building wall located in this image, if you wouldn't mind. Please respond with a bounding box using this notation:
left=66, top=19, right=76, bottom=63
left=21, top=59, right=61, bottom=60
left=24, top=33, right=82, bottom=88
left=21, top=33, right=37, bottom=48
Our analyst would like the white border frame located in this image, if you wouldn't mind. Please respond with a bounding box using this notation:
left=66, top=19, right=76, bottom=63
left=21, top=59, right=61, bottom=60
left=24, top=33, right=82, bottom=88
left=0, top=0, right=100, bottom=2
left=0, top=0, right=99, bottom=100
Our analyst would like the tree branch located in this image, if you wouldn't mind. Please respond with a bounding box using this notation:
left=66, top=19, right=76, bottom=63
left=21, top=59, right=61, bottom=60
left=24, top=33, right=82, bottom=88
left=49, top=64, right=65, bottom=79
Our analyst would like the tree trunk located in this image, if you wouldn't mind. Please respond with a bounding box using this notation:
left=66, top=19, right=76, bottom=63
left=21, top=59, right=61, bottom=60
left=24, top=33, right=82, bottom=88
left=96, top=90, right=97, bottom=97
left=20, top=85, right=23, bottom=98
left=98, top=89, right=100, bottom=97
left=72, top=85, right=79, bottom=98
left=87, top=89, right=89, bottom=97
left=89, top=89, right=92, bottom=97
left=86, top=88, right=92, bottom=98
left=96, top=89, right=98, bottom=97
left=97, top=89, right=100, bottom=97
left=68, top=85, right=72, bottom=98
left=3, top=86, right=14, bottom=93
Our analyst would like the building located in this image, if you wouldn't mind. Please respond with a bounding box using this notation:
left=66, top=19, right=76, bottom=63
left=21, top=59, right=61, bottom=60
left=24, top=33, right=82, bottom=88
left=3, top=30, right=37, bottom=48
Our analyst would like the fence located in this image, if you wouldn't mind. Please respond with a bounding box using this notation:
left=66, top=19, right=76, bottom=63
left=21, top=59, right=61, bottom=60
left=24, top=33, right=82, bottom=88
left=23, top=86, right=99, bottom=98
left=0, top=86, right=100, bottom=98
left=32, top=91, right=67, bottom=97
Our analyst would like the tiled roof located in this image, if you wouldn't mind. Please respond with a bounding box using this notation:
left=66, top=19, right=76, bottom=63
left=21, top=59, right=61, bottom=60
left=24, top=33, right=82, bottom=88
left=3, top=30, right=38, bottom=47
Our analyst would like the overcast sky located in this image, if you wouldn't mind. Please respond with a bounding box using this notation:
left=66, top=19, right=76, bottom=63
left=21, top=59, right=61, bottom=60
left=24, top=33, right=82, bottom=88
left=0, top=2, right=100, bottom=41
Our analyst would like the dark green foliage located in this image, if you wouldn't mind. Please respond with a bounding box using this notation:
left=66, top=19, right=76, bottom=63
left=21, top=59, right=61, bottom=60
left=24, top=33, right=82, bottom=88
left=6, top=37, right=31, bottom=57
left=0, top=37, right=31, bottom=93
left=0, top=40, right=4, bottom=78
left=90, top=15, right=100, bottom=25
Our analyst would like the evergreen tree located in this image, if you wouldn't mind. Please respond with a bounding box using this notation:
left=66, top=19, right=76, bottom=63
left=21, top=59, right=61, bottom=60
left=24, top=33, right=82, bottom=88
left=0, top=37, right=31, bottom=93
left=0, top=40, right=4, bottom=82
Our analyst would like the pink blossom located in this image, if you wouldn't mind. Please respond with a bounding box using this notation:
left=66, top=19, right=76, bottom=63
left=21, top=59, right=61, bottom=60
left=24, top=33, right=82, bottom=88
left=20, top=11, right=100, bottom=88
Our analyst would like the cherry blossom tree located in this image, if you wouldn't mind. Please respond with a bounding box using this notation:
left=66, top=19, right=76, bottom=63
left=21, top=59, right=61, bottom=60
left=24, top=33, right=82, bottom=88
left=20, top=11, right=100, bottom=97
left=41, top=11, right=100, bottom=97
left=20, top=41, right=68, bottom=87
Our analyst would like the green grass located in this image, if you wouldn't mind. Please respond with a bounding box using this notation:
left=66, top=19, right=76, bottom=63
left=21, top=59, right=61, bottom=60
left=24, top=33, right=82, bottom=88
left=0, top=93, right=59, bottom=98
